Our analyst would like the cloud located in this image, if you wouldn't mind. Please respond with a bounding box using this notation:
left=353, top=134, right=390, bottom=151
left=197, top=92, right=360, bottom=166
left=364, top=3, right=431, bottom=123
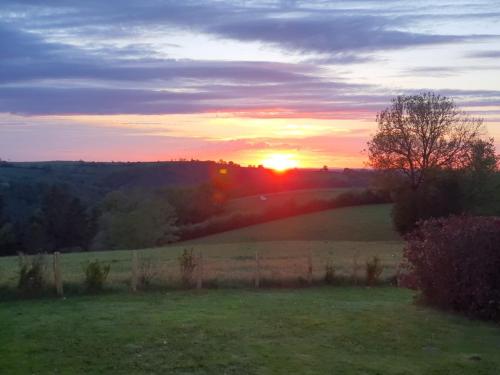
left=208, top=15, right=465, bottom=54
left=0, top=1, right=499, bottom=119
left=467, top=50, right=500, bottom=59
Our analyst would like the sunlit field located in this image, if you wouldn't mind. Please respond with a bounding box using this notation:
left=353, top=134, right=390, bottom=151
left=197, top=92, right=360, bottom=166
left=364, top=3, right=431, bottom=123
left=223, top=187, right=361, bottom=216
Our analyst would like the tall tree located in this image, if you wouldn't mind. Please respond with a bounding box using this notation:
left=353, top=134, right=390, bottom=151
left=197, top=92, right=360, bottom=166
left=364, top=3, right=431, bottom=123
left=0, top=195, right=16, bottom=255
left=368, top=93, right=485, bottom=189
left=35, top=185, right=93, bottom=251
left=95, top=190, right=178, bottom=250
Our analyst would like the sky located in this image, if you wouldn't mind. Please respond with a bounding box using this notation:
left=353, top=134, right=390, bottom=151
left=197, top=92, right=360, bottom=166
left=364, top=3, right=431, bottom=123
left=0, top=0, right=499, bottom=168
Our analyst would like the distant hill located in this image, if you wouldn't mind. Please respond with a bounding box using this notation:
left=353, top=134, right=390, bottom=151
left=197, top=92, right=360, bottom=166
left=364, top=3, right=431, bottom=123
left=0, top=161, right=373, bottom=196
left=0, top=160, right=375, bottom=220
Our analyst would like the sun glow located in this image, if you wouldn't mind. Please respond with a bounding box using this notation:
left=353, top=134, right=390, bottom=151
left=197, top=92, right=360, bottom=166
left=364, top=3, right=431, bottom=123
left=262, top=153, right=299, bottom=172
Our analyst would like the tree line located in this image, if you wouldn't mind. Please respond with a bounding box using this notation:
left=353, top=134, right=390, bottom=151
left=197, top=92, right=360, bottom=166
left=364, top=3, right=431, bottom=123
left=0, top=183, right=225, bottom=256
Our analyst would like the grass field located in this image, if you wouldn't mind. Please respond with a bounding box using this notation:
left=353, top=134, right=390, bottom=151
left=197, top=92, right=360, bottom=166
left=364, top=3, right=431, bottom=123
left=0, top=204, right=401, bottom=291
left=189, top=204, right=398, bottom=244
left=2, top=202, right=499, bottom=374
left=2, top=288, right=500, bottom=374
left=224, top=188, right=359, bottom=215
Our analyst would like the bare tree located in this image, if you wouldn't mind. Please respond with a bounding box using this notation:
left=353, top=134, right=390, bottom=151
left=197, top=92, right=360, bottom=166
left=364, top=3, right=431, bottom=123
left=368, top=93, right=485, bottom=189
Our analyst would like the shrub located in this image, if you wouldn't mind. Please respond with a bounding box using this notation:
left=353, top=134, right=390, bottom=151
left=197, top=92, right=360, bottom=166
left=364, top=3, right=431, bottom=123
left=138, top=259, right=158, bottom=289
left=350, top=254, right=361, bottom=284
left=365, top=256, right=383, bottom=286
left=324, top=261, right=336, bottom=284
left=18, top=254, right=47, bottom=295
left=392, top=173, right=463, bottom=235
left=178, top=249, right=196, bottom=287
left=84, top=260, right=110, bottom=292
left=404, top=216, right=500, bottom=320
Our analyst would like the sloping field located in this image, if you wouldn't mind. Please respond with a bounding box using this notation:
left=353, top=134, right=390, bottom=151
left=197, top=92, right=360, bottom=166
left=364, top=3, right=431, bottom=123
left=0, top=204, right=401, bottom=290
left=224, top=188, right=359, bottom=215
left=188, top=204, right=398, bottom=244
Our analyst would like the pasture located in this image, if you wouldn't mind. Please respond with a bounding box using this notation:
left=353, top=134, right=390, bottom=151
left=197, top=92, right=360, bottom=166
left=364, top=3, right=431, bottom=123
left=223, top=188, right=359, bottom=215
left=1, top=201, right=500, bottom=374
left=0, top=204, right=401, bottom=291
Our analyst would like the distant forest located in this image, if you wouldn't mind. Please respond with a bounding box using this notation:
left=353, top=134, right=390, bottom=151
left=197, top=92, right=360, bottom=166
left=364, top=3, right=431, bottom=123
left=0, top=160, right=377, bottom=255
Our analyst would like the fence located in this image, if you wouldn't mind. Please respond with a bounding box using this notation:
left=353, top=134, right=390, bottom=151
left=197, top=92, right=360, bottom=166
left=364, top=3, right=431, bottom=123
left=0, top=244, right=401, bottom=298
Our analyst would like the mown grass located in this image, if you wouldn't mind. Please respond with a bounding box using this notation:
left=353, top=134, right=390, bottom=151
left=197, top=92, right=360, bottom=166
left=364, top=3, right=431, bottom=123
left=1, top=288, right=500, bottom=374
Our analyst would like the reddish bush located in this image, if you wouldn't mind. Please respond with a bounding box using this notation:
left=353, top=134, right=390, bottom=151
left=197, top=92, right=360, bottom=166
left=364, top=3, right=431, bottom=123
left=403, top=216, right=500, bottom=320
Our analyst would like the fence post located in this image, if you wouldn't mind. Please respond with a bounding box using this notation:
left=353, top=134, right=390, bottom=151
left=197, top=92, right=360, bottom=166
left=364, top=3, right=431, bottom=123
left=196, top=251, right=203, bottom=290
left=255, top=251, right=261, bottom=288
left=131, top=250, right=138, bottom=292
left=53, top=252, right=63, bottom=297
left=307, top=249, right=313, bottom=286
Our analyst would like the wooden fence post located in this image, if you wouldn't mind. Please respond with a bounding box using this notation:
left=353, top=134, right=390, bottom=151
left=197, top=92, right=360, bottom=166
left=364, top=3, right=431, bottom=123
left=255, top=251, right=261, bottom=288
left=53, top=252, right=63, bottom=297
left=307, top=249, right=313, bottom=286
left=196, top=251, right=203, bottom=290
left=131, top=250, right=138, bottom=292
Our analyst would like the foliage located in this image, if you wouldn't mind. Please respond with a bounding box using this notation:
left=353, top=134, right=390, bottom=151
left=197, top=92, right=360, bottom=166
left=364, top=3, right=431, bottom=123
left=0, top=196, right=17, bottom=256
left=461, top=139, right=500, bottom=215
left=368, top=92, right=485, bottom=189
left=365, top=256, right=383, bottom=286
left=29, top=185, right=95, bottom=252
left=178, top=249, right=196, bottom=287
left=161, top=184, right=226, bottom=225
left=95, top=190, right=178, bottom=250
left=137, top=259, right=158, bottom=289
left=404, top=216, right=500, bottom=320
left=391, top=171, right=463, bottom=234
left=324, top=260, right=336, bottom=284
left=84, top=260, right=110, bottom=292
left=17, top=254, right=47, bottom=295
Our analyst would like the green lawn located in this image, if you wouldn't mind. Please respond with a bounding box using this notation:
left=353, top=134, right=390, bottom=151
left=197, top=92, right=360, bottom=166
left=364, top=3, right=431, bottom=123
left=1, top=288, right=500, bottom=374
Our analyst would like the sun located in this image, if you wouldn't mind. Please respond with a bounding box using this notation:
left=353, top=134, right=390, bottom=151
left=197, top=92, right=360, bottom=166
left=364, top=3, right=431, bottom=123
left=262, top=153, right=298, bottom=172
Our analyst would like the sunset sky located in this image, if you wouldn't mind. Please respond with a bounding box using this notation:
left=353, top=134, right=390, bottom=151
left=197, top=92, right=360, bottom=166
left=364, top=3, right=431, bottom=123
left=1, top=0, right=499, bottom=168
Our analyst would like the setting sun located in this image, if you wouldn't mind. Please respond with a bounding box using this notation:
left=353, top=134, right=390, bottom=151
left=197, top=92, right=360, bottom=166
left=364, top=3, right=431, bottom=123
left=262, top=153, right=298, bottom=172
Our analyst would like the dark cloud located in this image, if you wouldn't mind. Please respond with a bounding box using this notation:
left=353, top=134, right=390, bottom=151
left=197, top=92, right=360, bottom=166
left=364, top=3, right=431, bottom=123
left=0, top=1, right=499, bottom=118
left=208, top=16, right=464, bottom=54
left=467, top=50, right=500, bottom=59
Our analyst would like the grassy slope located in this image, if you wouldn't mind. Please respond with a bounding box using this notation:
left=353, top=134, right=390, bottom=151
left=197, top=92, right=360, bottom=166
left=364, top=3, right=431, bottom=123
left=2, top=288, right=500, bottom=374
left=188, top=204, right=399, bottom=243
left=0, top=204, right=401, bottom=289
left=223, top=187, right=359, bottom=215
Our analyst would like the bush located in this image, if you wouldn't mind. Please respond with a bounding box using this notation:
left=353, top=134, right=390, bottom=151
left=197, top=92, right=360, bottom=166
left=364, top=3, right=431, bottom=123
left=137, top=258, right=158, bottom=289
left=392, top=177, right=463, bottom=235
left=18, top=254, right=47, bottom=296
left=404, top=216, right=500, bottom=320
left=178, top=249, right=196, bottom=287
left=84, top=260, right=110, bottom=292
left=365, top=256, right=383, bottom=286
left=324, top=261, right=336, bottom=284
